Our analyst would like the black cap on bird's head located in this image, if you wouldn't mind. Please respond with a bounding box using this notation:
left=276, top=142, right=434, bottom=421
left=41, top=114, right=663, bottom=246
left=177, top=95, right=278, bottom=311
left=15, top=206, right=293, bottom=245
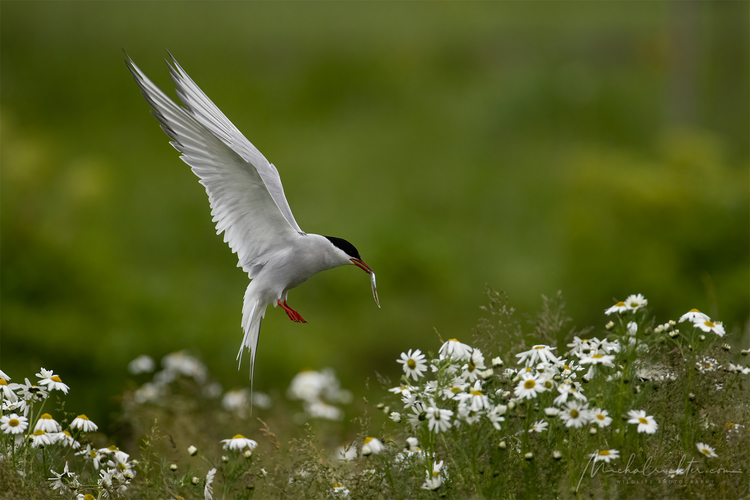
left=324, top=236, right=361, bottom=261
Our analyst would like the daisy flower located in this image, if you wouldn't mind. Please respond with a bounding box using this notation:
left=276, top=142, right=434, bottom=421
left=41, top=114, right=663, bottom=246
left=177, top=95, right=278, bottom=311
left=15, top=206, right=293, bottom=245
left=627, top=410, right=658, bottom=434
left=397, top=349, right=427, bottom=381
left=625, top=294, right=648, bottom=311
left=388, top=385, right=413, bottom=398
left=679, top=309, right=711, bottom=324
left=694, top=319, right=725, bottom=337
left=696, top=442, right=717, bottom=458
left=591, top=408, right=612, bottom=428
left=438, top=339, right=472, bottom=361
left=35, top=413, right=62, bottom=433
left=221, top=434, right=258, bottom=452
left=36, top=368, right=70, bottom=394
left=553, top=383, right=587, bottom=406
left=579, top=353, right=615, bottom=368
left=0, top=378, right=18, bottom=402
left=71, top=414, right=98, bottom=432
left=544, top=407, right=560, bottom=417
left=461, top=349, right=487, bottom=382
left=516, top=345, right=558, bottom=367
left=128, top=354, right=155, bottom=375
left=696, top=357, right=720, bottom=374
left=0, top=413, right=28, bottom=434
left=425, top=406, right=453, bottom=433
left=30, top=429, right=52, bottom=447
left=528, top=420, right=548, bottom=433
left=728, top=363, right=750, bottom=375
left=605, top=301, right=629, bottom=315
left=590, top=449, right=620, bottom=463
left=205, top=468, right=216, bottom=500
left=332, top=483, right=350, bottom=497
left=421, top=460, right=445, bottom=491
left=77, top=444, right=103, bottom=469
left=407, top=400, right=428, bottom=427
left=559, top=401, right=590, bottom=429
left=440, top=379, right=469, bottom=400
left=16, top=378, right=48, bottom=401
left=53, top=430, right=81, bottom=449
left=514, top=373, right=546, bottom=400
left=48, top=461, right=79, bottom=497
left=459, top=381, right=490, bottom=411
left=487, top=404, right=507, bottom=430
left=361, top=437, right=383, bottom=456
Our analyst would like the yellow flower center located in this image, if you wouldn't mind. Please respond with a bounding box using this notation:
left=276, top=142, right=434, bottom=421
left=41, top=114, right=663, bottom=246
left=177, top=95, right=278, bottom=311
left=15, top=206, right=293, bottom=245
left=615, top=302, right=625, bottom=307
left=50, top=375, right=62, bottom=382
left=630, top=302, right=639, bottom=307
left=448, top=338, right=458, bottom=342
left=638, top=417, right=648, bottom=425
left=334, top=483, right=343, bottom=488
left=524, top=367, right=532, bottom=372
left=467, top=363, right=475, bottom=372
left=90, top=450, right=97, bottom=458
left=597, top=414, right=605, bottom=421
left=592, top=354, right=602, bottom=359
left=563, top=365, right=570, bottom=370
left=232, top=434, right=246, bottom=440
left=524, top=380, right=536, bottom=389
left=704, top=321, right=715, bottom=328
left=701, top=448, right=711, bottom=455
left=570, top=410, right=579, bottom=418
left=9, top=419, right=19, bottom=427
left=84, top=496, right=96, bottom=500
left=77, top=414, right=90, bottom=420
left=0, top=379, right=7, bottom=386
left=726, top=422, right=734, bottom=428
left=118, top=463, right=127, bottom=471
left=451, top=387, right=462, bottom=393
left=108, top=445, right=118, bottom=451
left=40, top=413, right=53, bottom=420
left=63, top=431, right=72, bottom=437
left=470, top=390, right=483, bottom=396
left=534, top=346, right=545, bottom=350
left=407, top=359, right=416, bottom=369
left=364, top=437, right=374, bottom=444
left=598, top=450, right=610, bottom=456
left=688, top=308, right=700, bottom=312
left=544, top=381, right=553, bottom=388
left=33, top=429, right=45, bottom=436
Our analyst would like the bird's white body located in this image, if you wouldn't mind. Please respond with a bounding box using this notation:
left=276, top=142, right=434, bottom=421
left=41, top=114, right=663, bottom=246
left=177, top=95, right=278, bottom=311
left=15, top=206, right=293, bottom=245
left=126, top=53, right=378, bottom=382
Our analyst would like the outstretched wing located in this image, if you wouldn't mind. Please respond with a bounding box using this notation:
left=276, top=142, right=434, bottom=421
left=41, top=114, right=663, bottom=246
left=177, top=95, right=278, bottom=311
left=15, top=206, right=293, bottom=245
left=126, top=53, right=303, bottom=277
left=165, top=53, right=304, bottom=235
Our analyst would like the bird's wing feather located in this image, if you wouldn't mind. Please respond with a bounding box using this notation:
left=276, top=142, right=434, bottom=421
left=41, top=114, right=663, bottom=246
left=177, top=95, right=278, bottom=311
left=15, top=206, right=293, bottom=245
left=126, top=55, right=301, bottom=277
left=165, top=54, right=304, bottom=234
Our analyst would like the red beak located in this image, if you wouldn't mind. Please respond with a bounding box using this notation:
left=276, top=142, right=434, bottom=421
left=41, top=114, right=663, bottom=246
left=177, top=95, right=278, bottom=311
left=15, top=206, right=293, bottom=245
left=350, top=258, right=372, bottom=274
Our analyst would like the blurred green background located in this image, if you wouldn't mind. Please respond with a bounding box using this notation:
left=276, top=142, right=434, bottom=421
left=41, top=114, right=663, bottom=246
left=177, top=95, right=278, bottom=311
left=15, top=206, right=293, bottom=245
left=2, top=2, right=748, bottom=428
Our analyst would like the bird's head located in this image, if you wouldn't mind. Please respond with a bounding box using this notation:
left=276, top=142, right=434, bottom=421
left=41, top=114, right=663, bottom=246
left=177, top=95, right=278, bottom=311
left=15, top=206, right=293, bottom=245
left=324, top=236, right=380, bottom=308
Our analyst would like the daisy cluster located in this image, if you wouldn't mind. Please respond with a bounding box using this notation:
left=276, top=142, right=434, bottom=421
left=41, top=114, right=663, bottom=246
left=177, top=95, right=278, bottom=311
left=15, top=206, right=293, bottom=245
left=287, top=368, right=353, bottom=421
left=372, top=294, right=746, bottom=492
left=0, top=367, right=140, bottom=498
left=127, top=351, right=273, bottom=417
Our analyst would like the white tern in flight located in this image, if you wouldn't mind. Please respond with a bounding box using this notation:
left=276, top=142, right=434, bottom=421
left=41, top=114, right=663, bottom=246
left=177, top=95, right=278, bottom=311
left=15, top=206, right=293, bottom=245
left=126, top=53, right=380, bottom=383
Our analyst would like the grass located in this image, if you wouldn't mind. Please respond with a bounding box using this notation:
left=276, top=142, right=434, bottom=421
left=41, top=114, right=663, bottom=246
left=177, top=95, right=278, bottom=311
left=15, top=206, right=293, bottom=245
left=1, top=288, right=749, bottom=499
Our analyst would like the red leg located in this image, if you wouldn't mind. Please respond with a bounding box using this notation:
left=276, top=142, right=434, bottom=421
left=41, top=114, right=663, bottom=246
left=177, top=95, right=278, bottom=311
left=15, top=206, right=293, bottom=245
left=278, top=300, right=307, bottom=323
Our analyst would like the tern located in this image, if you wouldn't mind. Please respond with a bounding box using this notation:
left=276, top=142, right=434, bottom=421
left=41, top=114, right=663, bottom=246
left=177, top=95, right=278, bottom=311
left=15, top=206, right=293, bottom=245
left=126, top=53, right=380, bottom=382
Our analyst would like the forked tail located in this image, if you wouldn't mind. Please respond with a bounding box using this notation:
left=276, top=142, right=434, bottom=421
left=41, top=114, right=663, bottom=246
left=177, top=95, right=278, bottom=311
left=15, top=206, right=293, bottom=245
left=238, top=283, right=267, bottom=407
